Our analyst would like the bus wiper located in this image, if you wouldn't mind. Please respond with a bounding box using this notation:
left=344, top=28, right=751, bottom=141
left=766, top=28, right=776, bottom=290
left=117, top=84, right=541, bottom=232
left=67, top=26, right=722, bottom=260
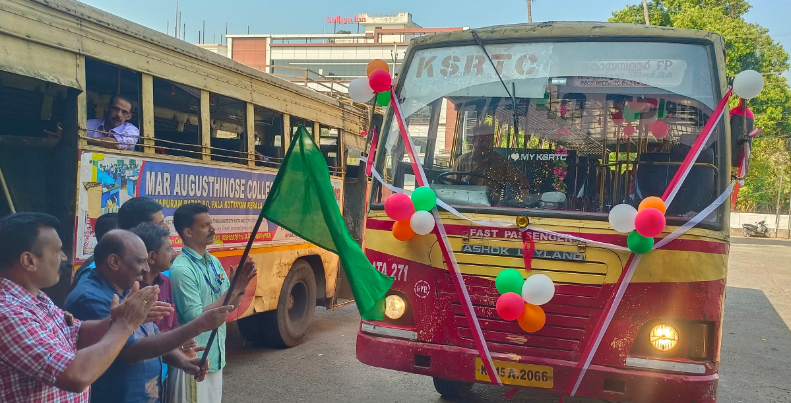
left=471, top=30, right=519, bottom=148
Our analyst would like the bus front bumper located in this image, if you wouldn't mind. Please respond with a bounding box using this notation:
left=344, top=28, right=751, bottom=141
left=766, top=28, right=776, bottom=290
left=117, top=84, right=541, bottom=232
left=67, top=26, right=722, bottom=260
left=356, top=330, right=718, bottom=403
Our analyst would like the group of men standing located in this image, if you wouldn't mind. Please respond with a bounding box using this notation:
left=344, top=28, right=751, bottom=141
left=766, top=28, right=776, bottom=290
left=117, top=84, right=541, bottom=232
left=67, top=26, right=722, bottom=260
left=0, top=197, right=256, bottom=403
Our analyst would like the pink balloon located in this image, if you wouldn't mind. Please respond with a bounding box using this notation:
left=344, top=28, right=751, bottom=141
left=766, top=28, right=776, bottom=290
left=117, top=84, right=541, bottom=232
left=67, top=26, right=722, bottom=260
left=496, top=292, right=525, bottom=321
left=368, top=69, right=392, bottom=93
left=635, top=207, right=666, bottom=238
left=623, top=125, right=636, bottom=137
left=384, top=193, right=415, bottom=222
left=650, top=120, right=669, bottom=138
left=612, top=112, right=625, bottom=126
left=556, top=126, right=570, bottom=136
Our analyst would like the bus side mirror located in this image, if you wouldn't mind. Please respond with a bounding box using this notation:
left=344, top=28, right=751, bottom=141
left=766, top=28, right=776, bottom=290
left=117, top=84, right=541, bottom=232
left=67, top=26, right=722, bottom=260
left=730, top=113, right=754, bottom=167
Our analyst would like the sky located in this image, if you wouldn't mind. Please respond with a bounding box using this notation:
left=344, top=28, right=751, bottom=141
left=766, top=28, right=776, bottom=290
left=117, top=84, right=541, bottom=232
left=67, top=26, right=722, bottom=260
left=81, top=0, right=791, bottom=73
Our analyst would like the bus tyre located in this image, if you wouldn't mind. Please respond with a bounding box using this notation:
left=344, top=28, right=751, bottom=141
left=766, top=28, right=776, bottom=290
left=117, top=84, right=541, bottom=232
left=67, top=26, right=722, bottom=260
left=238, top=259, right=317, bottom=348
left=432, top=377, right=474, bottom=399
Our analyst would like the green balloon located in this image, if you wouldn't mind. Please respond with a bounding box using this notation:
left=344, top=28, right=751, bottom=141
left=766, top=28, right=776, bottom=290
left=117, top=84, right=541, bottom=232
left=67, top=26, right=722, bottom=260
left=623, top=105, right=640, bottom=122
left=495, top=269, right=524, bottom=295
left=658, top=108, right=668, bottom=119
left=627, top=231, right=654, bottom=254
left=376, top=91, right=390, bottom=107
left=411, top=186, right=437, bottom=211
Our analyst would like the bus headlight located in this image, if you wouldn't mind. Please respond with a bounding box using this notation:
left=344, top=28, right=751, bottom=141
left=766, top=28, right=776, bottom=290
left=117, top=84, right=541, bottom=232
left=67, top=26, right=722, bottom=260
left=649, top=323, right=679, bottom=352
left=385, top=295, right=406, bottom=320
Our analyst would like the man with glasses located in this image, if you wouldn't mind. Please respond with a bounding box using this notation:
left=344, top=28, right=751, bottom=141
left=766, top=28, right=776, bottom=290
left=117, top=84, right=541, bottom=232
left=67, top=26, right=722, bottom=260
left=86, top=95, right=140, bottom=150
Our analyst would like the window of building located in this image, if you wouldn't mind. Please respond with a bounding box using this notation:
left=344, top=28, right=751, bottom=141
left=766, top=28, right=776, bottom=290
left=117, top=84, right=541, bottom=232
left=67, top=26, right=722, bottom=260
left=85, top=58, right=142, bottom=151
left=152, top=78, right=201, bottom=158
left=209, top=94, right=247, bottom=164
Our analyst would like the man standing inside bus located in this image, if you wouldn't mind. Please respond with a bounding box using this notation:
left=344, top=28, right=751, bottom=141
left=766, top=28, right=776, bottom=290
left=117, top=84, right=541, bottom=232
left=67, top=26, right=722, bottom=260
left=451, top=124, right=530, bottom=202
left=86, top=95, right=140, bottom=150
left=169, top=203, right=256, bottom=402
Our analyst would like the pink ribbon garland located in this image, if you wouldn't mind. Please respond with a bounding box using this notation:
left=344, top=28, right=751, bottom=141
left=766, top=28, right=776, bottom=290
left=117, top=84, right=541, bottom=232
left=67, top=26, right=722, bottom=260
left=365, top=128, right=378, bottom=177
left=390, top=91, right=502, bottom=386
left=521, top=231, right=535, bottom=271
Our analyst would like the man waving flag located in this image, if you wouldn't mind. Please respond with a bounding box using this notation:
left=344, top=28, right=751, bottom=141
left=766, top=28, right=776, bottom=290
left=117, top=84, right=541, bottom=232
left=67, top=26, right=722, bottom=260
left=262, top=125, right=393, bottom=319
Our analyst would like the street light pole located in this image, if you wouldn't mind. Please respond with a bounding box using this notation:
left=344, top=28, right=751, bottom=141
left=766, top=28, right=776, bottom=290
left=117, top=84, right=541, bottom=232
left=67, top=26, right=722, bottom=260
left=776, top=157, right=786, bottom=238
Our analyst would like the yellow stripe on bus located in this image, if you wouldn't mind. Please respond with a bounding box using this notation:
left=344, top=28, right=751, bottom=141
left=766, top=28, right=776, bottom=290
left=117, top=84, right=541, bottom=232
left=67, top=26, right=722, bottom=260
left=211, top=243, right=320, bottom=258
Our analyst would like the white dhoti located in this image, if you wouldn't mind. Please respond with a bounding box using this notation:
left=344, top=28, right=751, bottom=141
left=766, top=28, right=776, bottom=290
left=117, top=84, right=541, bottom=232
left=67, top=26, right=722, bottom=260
left=197, top=370, right=222, bottom=403
left=164, top=368, right=222, bottom=403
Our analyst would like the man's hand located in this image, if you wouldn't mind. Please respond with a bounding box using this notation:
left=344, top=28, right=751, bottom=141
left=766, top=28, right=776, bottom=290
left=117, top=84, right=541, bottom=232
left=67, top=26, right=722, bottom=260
left=180, top=339, right=204, bottom=359
left=44, top=122, right=62, bottom=142
left=109, top=282, right=159, bottom=331
left=229, top=259, right=257, bottom=295
left=174, top=355, right=209, bottom=381
left=194, top=305, right=235, bottom=333
left=146, top=301, right=173, bottom=324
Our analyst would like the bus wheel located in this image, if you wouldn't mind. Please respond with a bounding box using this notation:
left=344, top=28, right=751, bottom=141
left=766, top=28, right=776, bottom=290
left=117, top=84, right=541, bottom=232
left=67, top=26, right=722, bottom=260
left=238, top=259, right=317, bottom=348
left=432, top=377, right=474, bottom=398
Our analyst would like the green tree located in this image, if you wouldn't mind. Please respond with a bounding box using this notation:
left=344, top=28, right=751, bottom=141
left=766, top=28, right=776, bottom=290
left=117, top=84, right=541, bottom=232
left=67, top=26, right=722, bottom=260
left=611, top=0, right=791, bottom=213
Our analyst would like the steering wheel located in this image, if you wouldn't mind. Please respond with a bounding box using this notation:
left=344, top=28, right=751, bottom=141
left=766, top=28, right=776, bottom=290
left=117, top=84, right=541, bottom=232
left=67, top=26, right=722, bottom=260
left=436, top=171, right=505, bottom=187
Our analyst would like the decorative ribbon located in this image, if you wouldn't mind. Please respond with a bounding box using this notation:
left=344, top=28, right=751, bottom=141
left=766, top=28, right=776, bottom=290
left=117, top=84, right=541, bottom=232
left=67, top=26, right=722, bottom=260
left=521, top=230, right=535, bottom=271
left=365, top=128, right=378, bottom=177
left=390, top=91, right=502, bottom=386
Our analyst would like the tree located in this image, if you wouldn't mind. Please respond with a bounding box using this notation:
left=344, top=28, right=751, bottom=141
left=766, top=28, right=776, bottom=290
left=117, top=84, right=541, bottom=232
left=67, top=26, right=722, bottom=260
left=611, top=0, right=791, bottom=213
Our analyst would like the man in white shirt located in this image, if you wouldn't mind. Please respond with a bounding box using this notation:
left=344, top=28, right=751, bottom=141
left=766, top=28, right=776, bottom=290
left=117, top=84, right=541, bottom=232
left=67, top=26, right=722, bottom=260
left=86, top=95, right=140, bottom=150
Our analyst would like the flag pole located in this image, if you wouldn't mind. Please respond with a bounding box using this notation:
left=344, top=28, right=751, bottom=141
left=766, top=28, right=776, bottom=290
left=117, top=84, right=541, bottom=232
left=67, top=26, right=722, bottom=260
left=197, top=212, right=265, bottom=370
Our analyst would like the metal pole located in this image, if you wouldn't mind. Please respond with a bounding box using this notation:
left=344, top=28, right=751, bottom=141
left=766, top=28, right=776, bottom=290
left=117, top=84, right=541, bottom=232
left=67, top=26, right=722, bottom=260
left=776, top=161, right=785, bottom=238
left=0, top=164, right=15, bottom=213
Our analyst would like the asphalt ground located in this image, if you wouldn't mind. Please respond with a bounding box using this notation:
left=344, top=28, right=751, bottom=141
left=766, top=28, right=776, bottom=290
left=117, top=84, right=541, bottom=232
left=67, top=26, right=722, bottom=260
left=223, top=239, right=791, bottom=403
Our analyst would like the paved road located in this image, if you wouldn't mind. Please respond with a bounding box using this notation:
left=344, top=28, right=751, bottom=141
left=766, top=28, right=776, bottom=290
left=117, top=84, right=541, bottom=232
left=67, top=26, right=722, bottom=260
left=224, top=241, right=791, bottom=402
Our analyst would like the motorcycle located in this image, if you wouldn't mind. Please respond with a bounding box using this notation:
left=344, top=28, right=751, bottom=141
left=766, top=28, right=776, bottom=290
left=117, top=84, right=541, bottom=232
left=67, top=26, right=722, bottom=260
left=743, top=219, right=769, bottom=237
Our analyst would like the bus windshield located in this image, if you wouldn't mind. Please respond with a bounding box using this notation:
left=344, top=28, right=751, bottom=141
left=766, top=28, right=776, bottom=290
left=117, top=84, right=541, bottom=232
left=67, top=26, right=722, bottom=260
left=375, top=40, right=724, bottom=221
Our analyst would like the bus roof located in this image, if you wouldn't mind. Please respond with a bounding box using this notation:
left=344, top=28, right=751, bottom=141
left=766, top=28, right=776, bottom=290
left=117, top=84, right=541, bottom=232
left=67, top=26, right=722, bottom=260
left=32, top=0, right=348, bottom=109
left=409, top=22, right=724, bottom=49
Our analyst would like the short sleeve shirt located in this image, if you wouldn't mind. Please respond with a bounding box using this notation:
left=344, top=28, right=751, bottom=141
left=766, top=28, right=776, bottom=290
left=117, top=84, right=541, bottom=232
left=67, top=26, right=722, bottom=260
left=0, top=278, right=88, bottom=403
left=139, top=274, right=179, bottom=333
left=169, top=246, right=229, bottom=373
left=64, top=270, right=161, bottom=403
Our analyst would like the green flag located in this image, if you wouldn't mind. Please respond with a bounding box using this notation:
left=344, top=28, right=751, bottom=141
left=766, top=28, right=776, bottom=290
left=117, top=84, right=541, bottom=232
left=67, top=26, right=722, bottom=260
left=261, top=125, right=393, bottom=320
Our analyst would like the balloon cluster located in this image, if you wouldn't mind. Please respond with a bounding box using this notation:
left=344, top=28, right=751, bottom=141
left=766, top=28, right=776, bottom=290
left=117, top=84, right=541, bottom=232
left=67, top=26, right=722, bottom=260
left=611, top=98, right=669, bottom=139
left=608, top=196, right=667, bottom=254
left=385, top=187, right=438, bottom=240
left=349, top=59, right=393, bottom=106
left=494, top=269, right=555, bottom=333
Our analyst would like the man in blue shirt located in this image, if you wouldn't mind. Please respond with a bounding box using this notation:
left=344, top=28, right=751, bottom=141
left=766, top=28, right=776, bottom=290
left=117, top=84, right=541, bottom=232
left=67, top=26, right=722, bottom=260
left=65, top=230, right=233, bottom=402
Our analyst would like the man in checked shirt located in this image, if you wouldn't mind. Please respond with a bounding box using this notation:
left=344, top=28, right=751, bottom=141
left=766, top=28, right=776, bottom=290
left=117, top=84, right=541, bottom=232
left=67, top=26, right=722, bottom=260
left=0, top=212, right=165, bottom=402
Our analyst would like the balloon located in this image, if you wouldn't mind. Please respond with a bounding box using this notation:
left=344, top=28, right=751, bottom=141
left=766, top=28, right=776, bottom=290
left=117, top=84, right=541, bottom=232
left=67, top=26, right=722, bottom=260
left=627, top=100, right=649, bottom=112
left=635, top=207, right=666, bottom=237
left=409, top=210, right=435, bottom=235
left=411, top=186, right=437, bottom=211
left=348, top=77, right=374, bottom=103
left=733, top=70, right=764, bottom=99
left=623, top=105, right=640, bottom=122
left=517, top=303, right=546, bottom=333
left=608, top=204, right=638, bottom=233
left=623, top=125, right=636, bottom=137
left=376, top=91, right=390, bottom=107
left=368, top=69, right=392, bottom=93
left=612, top=112, right=625, bottom=126
left=495, top=269, right=524, bottom=295
left=657, top=108, right=668, bottom=119
left=384, top=193, right=414, bottom=222
left=639, top=196, right=667, bottom=214
left=496, top=293, right=525, bottom=321
left=627, top=231, right=654, bottom=254
left=650, top=120, right=669, bottom=138
left=366, top=59, right=390, bottom=77
left=392, top=220, right=415, bottom=241
left=522, top=274, right=555, bottom=306
left=641, top=112, right=658, bottom=127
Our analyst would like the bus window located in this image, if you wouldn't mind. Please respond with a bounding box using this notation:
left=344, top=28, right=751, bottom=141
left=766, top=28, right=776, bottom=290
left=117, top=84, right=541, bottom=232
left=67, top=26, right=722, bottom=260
left=291, top=116, right=314, bottom=136
left=84, top=58, right=142, bottom=151
left=152, top=78, right=202, bottom=158
left=209, top=94, right=248, bottom=164
left=253, top=105, right=285, bottom=168
left=320, top=126, right=342, bottom=176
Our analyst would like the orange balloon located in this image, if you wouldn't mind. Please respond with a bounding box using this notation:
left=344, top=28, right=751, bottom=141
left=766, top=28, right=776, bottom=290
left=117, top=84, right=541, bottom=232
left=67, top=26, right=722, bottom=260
left=638, top=196, right=667, bottom=215
left=392, top=220, right=415, bottom=241
left=367, top=59, right=390, bottom=77
left=517, top=303, right=546, bottom=333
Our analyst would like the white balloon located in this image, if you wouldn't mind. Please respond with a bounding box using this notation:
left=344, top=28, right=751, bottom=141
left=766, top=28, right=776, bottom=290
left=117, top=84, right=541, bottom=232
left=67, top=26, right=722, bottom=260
left=410, top=211, right=435, bottom=235
left=609, top=204, right=638, bottom=233
left=733, top=70, right=764, bottom=99
left=641, top=113, right=658, bottom=127
left=348, top=78, right=375, bottom=103
left=522, top=274, right=555, bottom=306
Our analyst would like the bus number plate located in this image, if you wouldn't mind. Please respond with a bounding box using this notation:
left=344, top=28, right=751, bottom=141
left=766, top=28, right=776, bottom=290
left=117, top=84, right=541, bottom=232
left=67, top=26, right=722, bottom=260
left=474, top=358, right=553, bottom=388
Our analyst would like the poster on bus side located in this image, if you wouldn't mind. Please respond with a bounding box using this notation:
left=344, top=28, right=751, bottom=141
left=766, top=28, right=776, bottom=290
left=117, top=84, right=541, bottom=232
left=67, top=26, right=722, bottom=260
left=75, top=152, right=342, bottom=260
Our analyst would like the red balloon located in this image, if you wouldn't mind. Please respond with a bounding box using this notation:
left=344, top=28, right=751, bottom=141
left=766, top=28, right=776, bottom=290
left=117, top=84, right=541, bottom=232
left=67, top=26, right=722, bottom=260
left=496, top=293, right=525, bottom=321
left=650, top=120, right=669, bottom=138
left=635, top=207, right=666, bottom=237
left=368, top=69, right=392, bottom=93
left=623, top=125, right=636, bottom=137
left=384, top=193, right=415, bottom=222
left=612, top=112, right=625, bottom=126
